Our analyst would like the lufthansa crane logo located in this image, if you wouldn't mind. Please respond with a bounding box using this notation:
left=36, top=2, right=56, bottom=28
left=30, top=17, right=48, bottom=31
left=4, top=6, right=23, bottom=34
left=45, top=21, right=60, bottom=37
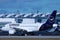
left=49, top=16, right=54, bottom=23
left=50, top=16, right=54, bottom=21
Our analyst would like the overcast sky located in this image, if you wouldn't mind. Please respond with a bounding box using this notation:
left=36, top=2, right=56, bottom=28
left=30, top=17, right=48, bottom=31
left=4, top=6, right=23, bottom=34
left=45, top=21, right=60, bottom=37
left=0, top=0, right=60, bottom=13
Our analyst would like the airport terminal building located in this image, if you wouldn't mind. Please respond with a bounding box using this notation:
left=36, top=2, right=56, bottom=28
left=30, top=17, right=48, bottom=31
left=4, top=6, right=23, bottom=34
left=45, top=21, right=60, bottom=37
left=0, top=13, right=60, bottom=27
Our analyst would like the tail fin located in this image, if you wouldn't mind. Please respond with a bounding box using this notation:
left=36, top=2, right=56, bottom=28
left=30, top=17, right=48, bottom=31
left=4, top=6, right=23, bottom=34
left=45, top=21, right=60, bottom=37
left=39, top=10, right=57, bottom=31
left=46, top=10, right=57, bottom=25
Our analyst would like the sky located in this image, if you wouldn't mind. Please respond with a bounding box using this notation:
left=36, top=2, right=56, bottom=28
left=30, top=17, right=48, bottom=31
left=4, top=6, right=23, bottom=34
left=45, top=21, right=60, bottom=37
left=0, top=0, right=60, bottom=13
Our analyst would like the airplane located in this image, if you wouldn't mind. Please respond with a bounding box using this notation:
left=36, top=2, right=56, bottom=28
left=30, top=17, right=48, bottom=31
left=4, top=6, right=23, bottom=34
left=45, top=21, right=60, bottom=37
left=0, top=10, right=57, bottom=35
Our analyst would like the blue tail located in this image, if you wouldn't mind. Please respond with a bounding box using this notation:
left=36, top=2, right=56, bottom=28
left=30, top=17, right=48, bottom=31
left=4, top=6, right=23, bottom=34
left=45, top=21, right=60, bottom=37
left=39, top=10, right=57, bottom=31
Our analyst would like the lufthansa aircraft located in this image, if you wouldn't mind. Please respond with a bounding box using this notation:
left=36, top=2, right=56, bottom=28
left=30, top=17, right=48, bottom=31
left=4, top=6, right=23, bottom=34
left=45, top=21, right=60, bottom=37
left=1, top=10, right=57, bottom=35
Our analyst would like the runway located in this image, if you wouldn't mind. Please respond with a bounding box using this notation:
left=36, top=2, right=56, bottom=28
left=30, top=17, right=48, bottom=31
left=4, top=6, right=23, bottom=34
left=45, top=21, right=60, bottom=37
left=0, top=36, right=60, bottom=38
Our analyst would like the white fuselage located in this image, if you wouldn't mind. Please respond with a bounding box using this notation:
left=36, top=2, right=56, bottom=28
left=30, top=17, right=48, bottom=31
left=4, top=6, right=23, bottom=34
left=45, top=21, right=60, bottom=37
left=1, top=18, right=43, bottom=34
left=10, top=23, right=43, bottom=32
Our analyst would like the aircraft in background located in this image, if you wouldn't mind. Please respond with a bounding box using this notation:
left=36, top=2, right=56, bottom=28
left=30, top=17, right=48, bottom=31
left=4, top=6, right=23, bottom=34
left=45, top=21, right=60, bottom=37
left=0, top=10, right=58, bottom=35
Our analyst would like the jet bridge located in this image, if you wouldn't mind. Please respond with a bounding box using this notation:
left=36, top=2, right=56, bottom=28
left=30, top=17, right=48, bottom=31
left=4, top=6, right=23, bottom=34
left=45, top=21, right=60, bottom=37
left=22, top=18, right=35, bottom=24
left=0, top=18, right=16, bottom=23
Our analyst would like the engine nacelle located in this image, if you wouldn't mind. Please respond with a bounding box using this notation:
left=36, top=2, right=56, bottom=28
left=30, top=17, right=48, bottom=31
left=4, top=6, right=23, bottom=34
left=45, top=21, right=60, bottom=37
left=53, top=24, right=58, bottom=28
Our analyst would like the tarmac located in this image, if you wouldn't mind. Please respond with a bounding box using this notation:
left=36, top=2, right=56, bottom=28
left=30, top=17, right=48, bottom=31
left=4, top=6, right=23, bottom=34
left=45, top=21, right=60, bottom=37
left=0, top=36, right=60, bottom=38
